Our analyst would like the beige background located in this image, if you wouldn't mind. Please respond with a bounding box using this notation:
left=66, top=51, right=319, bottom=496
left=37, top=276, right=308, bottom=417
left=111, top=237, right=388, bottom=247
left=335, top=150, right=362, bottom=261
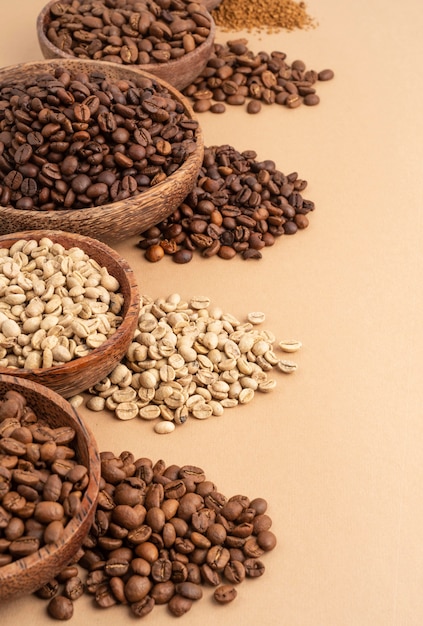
left=1, top=1, right=423, bottom=624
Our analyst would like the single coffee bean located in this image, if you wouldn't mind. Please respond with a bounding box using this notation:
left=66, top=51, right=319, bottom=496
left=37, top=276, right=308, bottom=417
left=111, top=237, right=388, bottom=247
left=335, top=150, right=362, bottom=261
left=47, top=595, right=74, bottom=620
left=213, top=584, right=237, bottom=604
left=168, top=594, right=193, bottom=617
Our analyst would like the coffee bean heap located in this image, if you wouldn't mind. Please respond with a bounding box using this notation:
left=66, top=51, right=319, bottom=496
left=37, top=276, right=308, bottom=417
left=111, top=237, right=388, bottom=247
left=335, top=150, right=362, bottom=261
left=0, top=390, right=88, bottom=566
left=38, top=452, right=276, bottom=620
left=138, top=144, right=314, bottom=263
left=0, top=67, right=199, bottom=211
left=80, top=293, right=301, bottom=431
left=45, top=0, right=212, bottom=65
left=183, top=39, right=334, bottom=115
left=212, top=0, right=316, bottom=33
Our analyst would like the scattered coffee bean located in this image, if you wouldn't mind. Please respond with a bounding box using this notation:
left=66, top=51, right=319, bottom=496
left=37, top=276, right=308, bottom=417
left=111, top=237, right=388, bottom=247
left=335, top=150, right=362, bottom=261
left=213, top=584, right=237, bottom=604
left=183, top=39, right=334, bottom=114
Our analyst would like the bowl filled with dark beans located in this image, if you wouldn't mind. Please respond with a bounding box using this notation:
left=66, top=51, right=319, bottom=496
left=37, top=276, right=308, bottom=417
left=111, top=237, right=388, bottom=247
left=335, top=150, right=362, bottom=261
left=0, top=58, right=203, bottom=242
left=37, top=0, right=216, bottom=91
left=0, top=374, right=101, bottom=603
left=0, top=229, right=140, bottom=398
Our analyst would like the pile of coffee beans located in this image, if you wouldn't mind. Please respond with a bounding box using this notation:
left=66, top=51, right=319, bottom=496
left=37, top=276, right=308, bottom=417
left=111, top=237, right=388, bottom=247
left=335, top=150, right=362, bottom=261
left=183, top=39, right=334, bottom=114
left=79, top=293, right=301, bottom=432
left=44, top=0, right=212, bottom=65
left=0, top=66, right=199, bottom=210
left=37, top=452, right=276, bottom=620
left=138, top=144, right=314, bottom=263
left=0, top=390, right=88, bottom=565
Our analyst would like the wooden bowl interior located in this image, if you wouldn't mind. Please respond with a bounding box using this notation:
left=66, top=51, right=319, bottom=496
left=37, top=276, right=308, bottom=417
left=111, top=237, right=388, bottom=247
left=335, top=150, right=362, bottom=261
left=0, top=59, right=204, bottom=243
left=37, top=0, right=216, bottom=91
left=0, top=230, right=140, bottom=398
left=0, top=374, right=101, bottom=602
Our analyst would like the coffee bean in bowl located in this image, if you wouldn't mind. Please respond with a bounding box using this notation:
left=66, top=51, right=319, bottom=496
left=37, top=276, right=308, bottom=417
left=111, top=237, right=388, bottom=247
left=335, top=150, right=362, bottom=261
left=0, top=230, right=140, bottom=398
left=37, top=0, right=216, bottom=91
left=0, top=374, right=100, bottom=603
left=0, top=59, right=204, bottom=243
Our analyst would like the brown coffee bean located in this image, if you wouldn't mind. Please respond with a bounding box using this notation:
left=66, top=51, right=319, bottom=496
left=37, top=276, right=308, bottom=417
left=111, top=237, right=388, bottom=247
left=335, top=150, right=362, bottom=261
left=168, top=594, right=193, bottom=617
left=213, top=584, right=237, bottom=604
left=247, top=100, right=261, bottom=114
left=47, top=595, right=74, bottom=620
left=130, top=595, right=155, bottom=618
left=318, top=69, right=335, bottom=81
left=244, top=558, right=265, bottom=578
left=224, top=560, right=246, bottom=584
left=256, top=530, right=277, bottom=551
left=124, top=575, right=152, bottom=603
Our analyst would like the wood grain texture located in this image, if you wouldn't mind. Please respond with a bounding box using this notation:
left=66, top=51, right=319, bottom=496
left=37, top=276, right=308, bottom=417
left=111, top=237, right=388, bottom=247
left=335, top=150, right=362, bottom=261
left=36, top=0, right=216, bottom=91
left=0, top=230, right=140, bottom=398
left=0, top=374, right=100, bottom=603
left=0, top=59, right=204, bottom=243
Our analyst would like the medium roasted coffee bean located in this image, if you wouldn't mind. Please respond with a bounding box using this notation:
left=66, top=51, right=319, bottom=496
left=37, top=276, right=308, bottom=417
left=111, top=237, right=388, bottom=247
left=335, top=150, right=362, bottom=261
left=64, top=576, right=84, bottom=601
left=224, top=560, right=246, bottom=584
left=244, top=558, right=266, bottom=578
left=213, top=584, right=237, bottom=604
left=47, top=595, right=74, bottom=620
left=130, top=595, right=155, bottom=618
left=124, top=575, right=152, bottom=603
left=168, top=594, right=193, bottom=617
left=175, top=581, right=203, bottom=601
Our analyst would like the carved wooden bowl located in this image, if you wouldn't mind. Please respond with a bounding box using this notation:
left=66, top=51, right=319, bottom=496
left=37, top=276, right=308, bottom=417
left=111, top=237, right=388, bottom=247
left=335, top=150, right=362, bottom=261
left=0, top=59, right=204, bottom=243
left=0, top=373, right=101, bottom=602
left=37, top=0, right=216, bottom=91
left=0, top=230, right=140, bottom=398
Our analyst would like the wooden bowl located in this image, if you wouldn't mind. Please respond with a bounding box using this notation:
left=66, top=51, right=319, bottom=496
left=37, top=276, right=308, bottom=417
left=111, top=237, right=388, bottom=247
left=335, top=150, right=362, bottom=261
left=0, top=230, right=140, bottom=398
left=0, top=59, right=204, bottom=243
left=37, top=0, right=216, bottom=91
left=0, top=373, right=101, bottom=602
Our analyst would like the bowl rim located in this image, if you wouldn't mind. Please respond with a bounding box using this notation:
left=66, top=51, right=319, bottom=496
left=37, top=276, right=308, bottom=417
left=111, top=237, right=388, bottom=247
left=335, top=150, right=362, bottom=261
left=0, top=229, right=140, bottom=386
left=0, top=58, right=204, bottom=220
left=36, top=0, right=216, bottom=75
left=0, top=372, right=101, bottom=600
